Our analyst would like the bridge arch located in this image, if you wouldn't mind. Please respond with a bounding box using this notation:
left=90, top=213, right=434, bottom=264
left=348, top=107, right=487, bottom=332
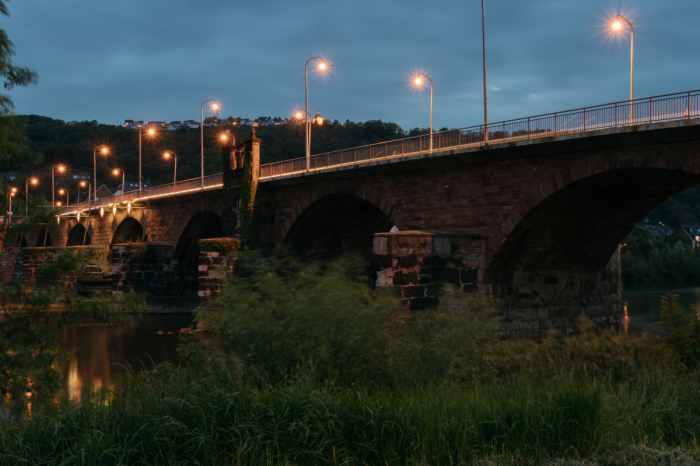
left=282, top=192, right=395, bottom=259
left=489, top=147, right=700, bottom=274
left=66, top=224, right=91, bottom=246
left=36, top=229, right=52, bottom=247
left=111, top=217, right=144, bottom=248
left=173, top=211, right=223, bottom=270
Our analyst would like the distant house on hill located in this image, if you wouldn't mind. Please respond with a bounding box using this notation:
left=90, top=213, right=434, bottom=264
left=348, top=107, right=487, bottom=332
left=94, top=184, right=113, bottom=199
left=113, top=180, right=152, bottom=196
left=671, top=225, right=700, bottom=248
left=72, top=172, right=91, bottom=180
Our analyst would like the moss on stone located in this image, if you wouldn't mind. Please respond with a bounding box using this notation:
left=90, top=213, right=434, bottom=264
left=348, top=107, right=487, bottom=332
left=199, top=238, right=241, bottom=252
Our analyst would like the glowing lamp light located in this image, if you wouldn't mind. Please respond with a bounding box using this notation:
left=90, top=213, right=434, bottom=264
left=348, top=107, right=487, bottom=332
left=57, top=216, right=60, bottom=225
left=113, top=169, right=119, bottom=175
left=415, top=77, right=422, bottom=85
left=314, top=110, right=324, bottom=125
left=31, top=179, right=38, bottom=185
left=113, top=205, right=117, bottom=215
left=296, top=112, right=302, bottom=119
left=220, top=134, right=227, bottom=141
left=77, top=212, right=80, bottom=222
left=318, top=63, right=326, bottom=70
left=212, top=103, right=218, bottom=110
left=612, top=21, right=622, bottom=30
left=56, top=201, right=62, bottom=206
left=148, top=129, right=154, bottom=135
left=58, top=166, right=65, bottom=172
left=100, top=207, right=104, bottom=218
left=127, top=202, right=131, bottom=214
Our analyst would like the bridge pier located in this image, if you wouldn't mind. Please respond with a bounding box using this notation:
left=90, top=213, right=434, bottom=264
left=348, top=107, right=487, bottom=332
left=372, top=231, right=621, bottom=338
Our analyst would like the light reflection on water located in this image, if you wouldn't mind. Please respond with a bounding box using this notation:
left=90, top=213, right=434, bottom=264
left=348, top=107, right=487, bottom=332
left=622, top=283, right=700, bottom=324
left=59, top=314, right=194, bottom=402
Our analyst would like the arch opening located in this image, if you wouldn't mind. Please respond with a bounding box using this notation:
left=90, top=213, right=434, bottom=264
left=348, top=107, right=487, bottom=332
left=36, top=230, right=52, bottom=247
left=490, top=167, right=700, bottom=281
left=283, top=193, right=394, bottom=260
left=173, top=211, right=223, bottom=270
left=67, top=224, right=91, bottom=246
left=111, top=218, right=144, bottom=248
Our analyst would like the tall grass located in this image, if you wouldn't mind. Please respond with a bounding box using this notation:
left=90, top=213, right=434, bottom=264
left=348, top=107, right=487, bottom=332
left=1, top=254, right=699, bottom=465
left=0, top=367, right=699, bottom=465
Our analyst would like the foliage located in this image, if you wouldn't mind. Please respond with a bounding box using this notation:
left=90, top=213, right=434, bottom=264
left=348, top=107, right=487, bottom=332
left=657, top=293, right=700, bottom=370
left=198, top=238, right=240, bottom=252
left=647, top=184, right=700, bottom=227
left=621, top=227, right=700, bottom=282
left=0, top=255, right=144, bottom=406
left=532, top=316, right=662, bottom=380
left=197, top=254, right=522, bottom=386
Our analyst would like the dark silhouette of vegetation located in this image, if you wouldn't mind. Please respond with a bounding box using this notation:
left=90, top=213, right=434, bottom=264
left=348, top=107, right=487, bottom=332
left=621, top=227, right=700, bottom=282
left=647, top=185, right=700, bottom=227
left=2, top=258, right=700, bottom=464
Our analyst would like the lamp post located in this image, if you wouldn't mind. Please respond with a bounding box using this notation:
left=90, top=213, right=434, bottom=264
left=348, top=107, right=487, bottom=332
left=25, top=177, right=37, bottom=217
left=613, top=15, right=634, bottom=123
left=305, top=57, right=327, bottom=171
left=201, top=99, right=217, bottom=188
left=93, top=146, right=108, bottom=200
left=138, top=126, right=155, bottom=196
left=112, top=168, right=125, bottom=194
left=58, top=188, right=69, bottom=207
left=163, top=152, right=177, bottom=184
left=414, top=73, right=434, bottom=151
left=52, top=164, right=65, bottom=206
left=7, top=187, right=16, bottom=223
left=79, top=181, right=91, bottom=204
left=481, top=0, right=489, bottom=144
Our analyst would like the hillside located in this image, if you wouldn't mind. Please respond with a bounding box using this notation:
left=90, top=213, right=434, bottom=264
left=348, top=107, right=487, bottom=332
left=8, top=115, right=421, bottom=194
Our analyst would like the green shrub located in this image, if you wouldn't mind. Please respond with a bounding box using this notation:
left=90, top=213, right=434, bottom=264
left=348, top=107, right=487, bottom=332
left=657, top=293, right=700, bottom=370
left=196, top=254, right=520, bottom=386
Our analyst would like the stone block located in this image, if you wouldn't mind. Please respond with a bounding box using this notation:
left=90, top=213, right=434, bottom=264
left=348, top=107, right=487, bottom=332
left=399, top=256, right=419, bottom=268
left=422, top=256, right=446, bottom=267
left=460, top=268, right=478, bottom=283
left=410, top=297, right=439, bottom=311
left=393, top=271, right=419, bottom=286
left=402, top=285, right=425, bottom=298
left=430, top=268, right=459, bottom=284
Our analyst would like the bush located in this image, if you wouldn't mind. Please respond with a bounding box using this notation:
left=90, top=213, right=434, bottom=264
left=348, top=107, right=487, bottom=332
left=657, top=293, right=700, bottom=370
left=195, top=254, right=520, bottom=386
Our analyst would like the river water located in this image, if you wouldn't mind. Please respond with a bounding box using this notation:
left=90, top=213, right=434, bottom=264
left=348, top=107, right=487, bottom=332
left=622, top=283, right=700, bottom=324
left=56, top=284, right=699, bottom=399
left=58, top=314, right=194, bottom=403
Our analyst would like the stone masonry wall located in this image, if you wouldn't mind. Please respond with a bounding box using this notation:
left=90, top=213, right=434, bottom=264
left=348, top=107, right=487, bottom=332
left=197, top=238, right=240, bottom=304
left=112, top=242, right=197, bottom=313
left=21, top=245, right=110, bottom=292
left=373, top=231, right=487, bottom=310
left=493, top=249, right=622, bottom=339
left=0, top=247, right=21, bottom=285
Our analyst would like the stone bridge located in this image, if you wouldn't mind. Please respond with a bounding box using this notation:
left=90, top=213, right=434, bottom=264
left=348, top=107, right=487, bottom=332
left=4, top=116, right=700, bottom=337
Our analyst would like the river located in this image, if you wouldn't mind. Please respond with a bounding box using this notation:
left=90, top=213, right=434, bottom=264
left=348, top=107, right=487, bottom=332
left=58, top=314, right=194, bottom=403
left=56, top=284, right=699, bottom=399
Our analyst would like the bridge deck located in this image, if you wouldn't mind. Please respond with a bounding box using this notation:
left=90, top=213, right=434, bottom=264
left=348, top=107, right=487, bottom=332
left=57, top=89, right=700, bottom=216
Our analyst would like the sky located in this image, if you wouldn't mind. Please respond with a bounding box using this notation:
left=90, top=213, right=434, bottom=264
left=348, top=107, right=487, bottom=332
left=3, top=0, right=700, bottom=131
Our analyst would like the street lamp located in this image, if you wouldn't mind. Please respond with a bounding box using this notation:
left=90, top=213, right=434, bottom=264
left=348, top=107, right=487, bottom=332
left=7, top=188, right=16, bottom=223
left=612, top=15, right=634, bottom=123
left=201, top=99, right=218, bottom=188
left=138, top=125, right=155, bottom=196
left=112, top=168, right=125, bottom=195
left=58, top=188, right=69, bottom=207
left=25, top=177, right=37, bottom=217
left=414, top=73, right=434, bottom=151
left=79, top=180, right=91, bottom=204
left=163, top=151, right=177, bottom=184
left=52, top=165, right=65, bottom=206
left=93, top=146, right=108, bottom=200
left=481, top=0, right=489, bottom=144
left=305, top=57, right=327, bottom=171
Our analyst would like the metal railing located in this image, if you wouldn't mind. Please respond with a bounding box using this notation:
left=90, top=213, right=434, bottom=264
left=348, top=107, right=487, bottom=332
left=57, top=90, right=700, bottom=214
left=60, top=173, right=223, bottom=214
left=260, top=90, right=700, bottom=178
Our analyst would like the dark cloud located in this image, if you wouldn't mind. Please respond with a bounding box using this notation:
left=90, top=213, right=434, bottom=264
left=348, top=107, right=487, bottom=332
left=4, top=0, right=699, bottom=129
